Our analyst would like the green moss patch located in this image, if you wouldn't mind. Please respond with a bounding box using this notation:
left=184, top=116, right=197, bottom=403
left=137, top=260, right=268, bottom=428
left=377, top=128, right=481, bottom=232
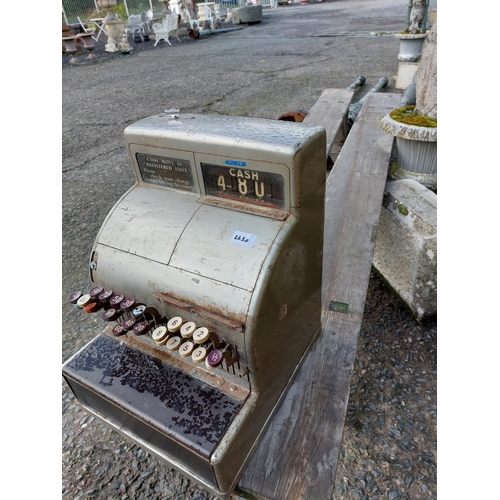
left=390, top=106, right=437, bottom=128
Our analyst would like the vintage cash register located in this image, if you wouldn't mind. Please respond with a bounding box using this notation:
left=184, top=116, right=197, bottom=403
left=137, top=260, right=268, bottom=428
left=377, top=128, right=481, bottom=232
left=62, top=111, right=326, bottom=498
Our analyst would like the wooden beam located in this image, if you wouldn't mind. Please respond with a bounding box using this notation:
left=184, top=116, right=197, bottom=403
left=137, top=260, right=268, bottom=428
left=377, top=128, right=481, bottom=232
left=303, top=87, right=355, bottom=162
left=237, top=92, right=400, bottom=500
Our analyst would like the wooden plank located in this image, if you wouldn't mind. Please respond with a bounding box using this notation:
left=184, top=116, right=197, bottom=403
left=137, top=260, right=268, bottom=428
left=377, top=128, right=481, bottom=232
left=302, top=88, right=354, bottom=160
left=237, top=92, right=400, bottom=500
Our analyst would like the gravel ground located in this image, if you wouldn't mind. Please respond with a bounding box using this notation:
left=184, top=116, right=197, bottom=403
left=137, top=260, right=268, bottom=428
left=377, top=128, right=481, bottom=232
left=62, top=4, right=437, bottom=498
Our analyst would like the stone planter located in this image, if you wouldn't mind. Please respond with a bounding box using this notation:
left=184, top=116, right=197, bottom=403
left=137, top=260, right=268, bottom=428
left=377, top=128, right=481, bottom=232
left=395, top=32, right=427, bottom=62
left=380, top=113, right=437, bottom=190
left=231, top=5, right=262, bottom=25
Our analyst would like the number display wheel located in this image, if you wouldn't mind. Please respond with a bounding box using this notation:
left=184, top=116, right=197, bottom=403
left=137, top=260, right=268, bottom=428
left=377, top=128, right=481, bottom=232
left=68, top=291, right=82, bottom=304
left=193, top=327, right=209, bottom=344
left=77, top=294, right=92, bottom=308
left=166, top=336, right=182, bottom=351
left=152, top=326, right=169, bottom=345
left=205, top=349, right=224, bottom=369
left=179, top=341, right=195, bottom=358
left=167, top=316, right=183, bottom=333
left=192, top=346, right=207, bottom=363
left=180, top=321, right=196, bottom=338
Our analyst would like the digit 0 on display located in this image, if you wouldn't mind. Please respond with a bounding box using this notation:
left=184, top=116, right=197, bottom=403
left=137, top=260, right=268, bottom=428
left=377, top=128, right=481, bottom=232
left=201, top=163, right=285, bottom=209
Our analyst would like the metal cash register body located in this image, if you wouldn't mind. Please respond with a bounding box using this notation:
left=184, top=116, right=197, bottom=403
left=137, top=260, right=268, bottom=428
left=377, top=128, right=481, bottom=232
left=62, top=112, right=326, bottom=498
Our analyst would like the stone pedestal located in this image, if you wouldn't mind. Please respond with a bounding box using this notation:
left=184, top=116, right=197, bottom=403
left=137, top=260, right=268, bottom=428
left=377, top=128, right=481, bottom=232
left=373, top=179, right=437, bottom=322
left=395, top=62, right=418, bottom=90
left=394, top=32, right=426, bottom=90
left=104, top=18, right=131, bottom=52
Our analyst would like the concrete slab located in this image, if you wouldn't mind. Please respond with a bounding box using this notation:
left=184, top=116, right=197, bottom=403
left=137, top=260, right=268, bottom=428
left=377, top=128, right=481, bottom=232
left=373, top=179, right=437, bottom=322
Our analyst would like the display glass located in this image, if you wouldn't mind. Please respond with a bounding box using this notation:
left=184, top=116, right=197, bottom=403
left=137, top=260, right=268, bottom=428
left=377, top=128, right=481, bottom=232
left=201, top=163, right=285, bottom=209
left=136, top=153, right=196, bottom=192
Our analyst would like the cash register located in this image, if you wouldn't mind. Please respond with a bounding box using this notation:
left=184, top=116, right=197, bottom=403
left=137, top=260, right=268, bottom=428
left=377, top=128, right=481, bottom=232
left=62, top=111, right=326, bottom=498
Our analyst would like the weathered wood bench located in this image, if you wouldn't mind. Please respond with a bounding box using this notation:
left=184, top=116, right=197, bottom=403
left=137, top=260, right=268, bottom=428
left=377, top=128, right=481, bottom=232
left=237, top=91, right=400, bottom=499
left=302, top=87, right=356, bottom=166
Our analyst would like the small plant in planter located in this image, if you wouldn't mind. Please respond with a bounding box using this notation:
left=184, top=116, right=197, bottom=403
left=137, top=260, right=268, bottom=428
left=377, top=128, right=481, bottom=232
left=381, top=18, right=437, bottom=191
left=380, top=105, right=437, bottom=190
left=395, top=0, right=429, bottom=62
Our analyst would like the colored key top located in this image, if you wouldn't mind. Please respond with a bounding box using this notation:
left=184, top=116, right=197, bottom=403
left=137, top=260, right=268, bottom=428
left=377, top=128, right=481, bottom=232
left=68, top=291, right=82, bottom=304
left=89, top=285, right=104, bottom=300
left=83, top=301, right=102, bottom=313
left=101, top=308, right=123, bottom=322
left=132, top=305, right=147, bottom=317
left=111, top=324, right=126, bottom=337
left=98, top=289, right=113, bottom=304
left=120, top=297, right=136, bottom=312
left=206, top=349, right=224, bottom=368
left=109, top=294, right=125, bottom=308
left=132, top=321, right=153, bottom=336
left=120, top=318, right=137, bottom=331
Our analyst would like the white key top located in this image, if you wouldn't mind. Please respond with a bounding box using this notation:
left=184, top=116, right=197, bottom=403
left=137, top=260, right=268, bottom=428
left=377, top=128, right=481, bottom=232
left=180, top=321, right=196, bottom=338
left=152, top=326, right=169, bottom=345
left=192, top=346, right=207, bottom=363
left=167, top=316, right=183, bottom=333
left=193, top=327, right=210, bottom=344
left=179, top=341, right=194, bottom=358
left=166, top=336, right=182, bottom=351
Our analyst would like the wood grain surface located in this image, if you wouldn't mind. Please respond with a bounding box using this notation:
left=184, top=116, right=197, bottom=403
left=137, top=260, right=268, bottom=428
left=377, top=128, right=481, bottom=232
left=238, top=92, right=400, bottom=500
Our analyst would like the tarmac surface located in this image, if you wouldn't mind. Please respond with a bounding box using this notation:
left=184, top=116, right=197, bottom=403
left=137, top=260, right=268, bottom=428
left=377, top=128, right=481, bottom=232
left=62, top=1, right=437, bottom=499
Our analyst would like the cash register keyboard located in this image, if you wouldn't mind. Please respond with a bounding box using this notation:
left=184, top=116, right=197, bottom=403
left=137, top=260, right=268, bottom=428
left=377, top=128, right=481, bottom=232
left=68, top=287, right=249, bottom=382
left=65, top=286, right=250, bottom=486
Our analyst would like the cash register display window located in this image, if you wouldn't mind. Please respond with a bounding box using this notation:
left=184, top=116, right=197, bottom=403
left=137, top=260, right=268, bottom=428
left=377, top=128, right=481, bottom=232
left=201, top=163, right=285, bottom=209
left=136, top=153, right=196, bottom=192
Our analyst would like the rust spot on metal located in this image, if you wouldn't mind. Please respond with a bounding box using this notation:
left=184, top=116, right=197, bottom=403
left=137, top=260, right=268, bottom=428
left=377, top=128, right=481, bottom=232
left=278, top=111, right=308, bottom=123
left=154, top=291, right=245, bottom=330
left=201, top=196, right=289, bottom=220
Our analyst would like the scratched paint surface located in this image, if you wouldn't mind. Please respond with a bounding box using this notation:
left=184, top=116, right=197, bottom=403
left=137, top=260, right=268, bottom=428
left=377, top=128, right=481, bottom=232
left=64, top=335, right=242, bottom=458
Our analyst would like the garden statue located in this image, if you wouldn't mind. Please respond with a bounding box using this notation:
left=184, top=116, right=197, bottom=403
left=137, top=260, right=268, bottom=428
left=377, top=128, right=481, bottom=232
left=408, top=0, right=426, bottom=33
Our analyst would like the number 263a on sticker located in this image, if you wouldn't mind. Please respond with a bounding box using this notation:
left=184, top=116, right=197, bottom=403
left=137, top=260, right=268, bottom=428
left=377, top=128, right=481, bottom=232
left=231, top=231, right=257, bottom=248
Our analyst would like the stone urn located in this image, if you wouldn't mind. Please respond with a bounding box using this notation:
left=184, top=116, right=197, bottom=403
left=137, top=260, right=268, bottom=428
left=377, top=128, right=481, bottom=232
left=379, top=107, right=437, bottom=190
left=98, top=0, right=118, bottom=20
left=395, top=32, right=427, bottom=62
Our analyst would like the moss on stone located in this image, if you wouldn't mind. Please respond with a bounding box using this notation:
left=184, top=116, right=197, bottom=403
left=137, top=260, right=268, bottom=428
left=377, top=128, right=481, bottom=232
left=389, top=106, right=437, bottom=128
